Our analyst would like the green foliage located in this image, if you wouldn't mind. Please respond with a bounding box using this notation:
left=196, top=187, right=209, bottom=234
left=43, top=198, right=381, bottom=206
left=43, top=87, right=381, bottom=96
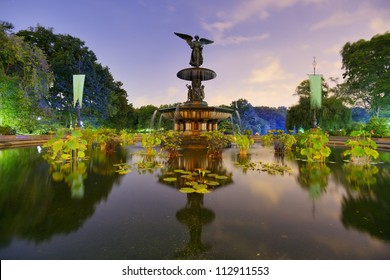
left=17, top=25, right=131, bottom=129
left=286, top=94, right=352, bottom=131
left=233, top=133, right=254, bottom=156
left=202, top=131, right=232, bottom=159
left=141, top=133, right=162, bottom=155
left=365, top=117, right=390, bottom=137
left=160, top=131, right=182, bottom=159
left=341, top=32, right=390, bottom=115
left=120, top=130, right=136, bottom=146
left=343, top=130, right=379, bottom=165
left=298, top=129, right=331, bottom=162
left=261, top=130, right=296, bottom=153
left=43, top=129, right=88, bottom=162
left=0, top=24, right=54, bottom=133
left=94, top=128, right=118, bottom=152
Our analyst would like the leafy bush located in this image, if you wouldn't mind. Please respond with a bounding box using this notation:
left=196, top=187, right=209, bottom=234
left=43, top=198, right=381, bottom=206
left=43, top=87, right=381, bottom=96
left=365, top=117, right=390, bottom=137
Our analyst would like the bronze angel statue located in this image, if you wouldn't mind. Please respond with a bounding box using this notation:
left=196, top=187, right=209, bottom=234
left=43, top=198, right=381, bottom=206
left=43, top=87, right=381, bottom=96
left=174, top=32, right=214, bottom=67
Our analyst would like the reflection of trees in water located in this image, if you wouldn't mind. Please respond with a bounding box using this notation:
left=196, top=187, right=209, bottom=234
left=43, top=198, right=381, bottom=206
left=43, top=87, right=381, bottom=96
left=175, top=193, right=215, bottom=259
left=0, top=146, right=129, bottom=247
left=341, top=163, right=390, bottom=242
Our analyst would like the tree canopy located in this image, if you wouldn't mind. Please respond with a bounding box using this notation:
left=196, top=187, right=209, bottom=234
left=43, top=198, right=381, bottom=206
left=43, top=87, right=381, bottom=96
left=340, top=32, right=390, bottom=117
left=17, top=25, right=131, bottom=128
left=0, top=21, right=53, bottom=133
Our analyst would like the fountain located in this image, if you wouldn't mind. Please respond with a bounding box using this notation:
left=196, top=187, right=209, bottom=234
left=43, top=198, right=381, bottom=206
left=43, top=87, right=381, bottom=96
left=159, top=32, right=233, bottom=148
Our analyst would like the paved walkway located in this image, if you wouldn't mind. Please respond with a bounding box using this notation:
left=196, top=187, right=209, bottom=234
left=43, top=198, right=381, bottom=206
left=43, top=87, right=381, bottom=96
left=0, top=135, right=52, bottom=149
left=1, top=134, right=390, bottom=151
left=251, top=135, right=390, bottom=151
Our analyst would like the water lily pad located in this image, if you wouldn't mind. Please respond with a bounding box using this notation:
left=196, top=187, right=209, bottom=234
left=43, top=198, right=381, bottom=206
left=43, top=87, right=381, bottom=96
left=179, top=187, right=196, bottom=193
left=207, top=173, right=218, bottom=177
left=206, top=181, right=219, bottom=186
left=194, top=184, right=207, bottom=190
left=195, top=188, right=210, bottom=194
left=181, top=174, right=193, bottom=179
left=163, top=177, right=177, bottom=182
left=186, top=181, right=197, bottom=186
left=215, top=175, right=228, bottom=180
left=174, top=169, right=185, bottom=173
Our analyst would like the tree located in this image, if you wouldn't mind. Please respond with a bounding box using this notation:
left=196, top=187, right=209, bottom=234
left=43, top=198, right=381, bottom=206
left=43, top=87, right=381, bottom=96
left=0, top=22, right=53, bottom=133
left=340, top=32, right=390, bottom=116
left=135, top=105, right=158, bottom=131
left=17, top=25, right=131, bottom=129
left=230, top=99, right=263, bottom=134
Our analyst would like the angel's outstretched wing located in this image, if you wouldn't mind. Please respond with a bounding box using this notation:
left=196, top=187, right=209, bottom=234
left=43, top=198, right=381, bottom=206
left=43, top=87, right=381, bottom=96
left=174, top=32, right=193, bottom=45
left=199, top=38, right=214, bottom=45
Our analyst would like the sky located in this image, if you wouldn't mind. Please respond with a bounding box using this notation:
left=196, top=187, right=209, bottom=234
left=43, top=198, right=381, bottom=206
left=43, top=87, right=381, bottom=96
left=1, top=0, right=390, bottom=109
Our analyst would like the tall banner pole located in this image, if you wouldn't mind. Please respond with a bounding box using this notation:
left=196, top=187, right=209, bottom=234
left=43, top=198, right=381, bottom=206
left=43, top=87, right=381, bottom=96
left=309, top=57, right=322, bottom=129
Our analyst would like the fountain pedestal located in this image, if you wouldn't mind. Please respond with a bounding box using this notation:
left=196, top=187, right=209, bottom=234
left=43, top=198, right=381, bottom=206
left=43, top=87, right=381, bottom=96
left=159, top=33, right=233, bottom=147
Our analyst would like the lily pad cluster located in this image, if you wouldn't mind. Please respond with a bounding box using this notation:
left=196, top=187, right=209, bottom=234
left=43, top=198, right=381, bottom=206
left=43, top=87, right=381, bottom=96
left=162, top=169, right=229, bottom=194
left=234, top=161, right=293, bottom=175
left=114, top=160, right=163, bottom=175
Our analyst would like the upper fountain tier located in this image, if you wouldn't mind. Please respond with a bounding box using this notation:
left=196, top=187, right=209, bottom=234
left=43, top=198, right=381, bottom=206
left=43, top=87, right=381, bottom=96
left=177, top=67, right=216, bottom=81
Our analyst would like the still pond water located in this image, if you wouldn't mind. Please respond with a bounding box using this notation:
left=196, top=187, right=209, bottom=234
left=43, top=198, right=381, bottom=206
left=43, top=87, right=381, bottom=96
left=0, top=144, right=389, bottom=259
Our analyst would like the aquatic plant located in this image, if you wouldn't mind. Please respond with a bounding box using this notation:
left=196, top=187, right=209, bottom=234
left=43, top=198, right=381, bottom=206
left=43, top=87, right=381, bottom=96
left=343, top=130, right=379, bottom=165
left=233, top=133, right=254, bottom=156
left=120, top=130, right=136, bottom=146
left=43, top=129, right=87, bottom=162
left=160, top=131, right=183, bottom=159
left=234, top=160, right=293, bottom=175
left=202, top=131, right=232, bottom=159
left=141, top=132, right=162, bottom=155
left=298, top=128, right=331, bottom=163
left=261, top=130, right=296, bottom=154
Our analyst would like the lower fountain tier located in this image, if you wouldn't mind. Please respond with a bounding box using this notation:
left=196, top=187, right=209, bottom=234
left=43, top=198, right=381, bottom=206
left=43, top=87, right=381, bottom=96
left=159, top=105, right=233, bottom=136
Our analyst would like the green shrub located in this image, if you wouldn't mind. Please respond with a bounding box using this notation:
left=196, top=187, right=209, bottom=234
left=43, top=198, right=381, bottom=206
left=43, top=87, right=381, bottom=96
left=365, top=117, right=390, bottom=137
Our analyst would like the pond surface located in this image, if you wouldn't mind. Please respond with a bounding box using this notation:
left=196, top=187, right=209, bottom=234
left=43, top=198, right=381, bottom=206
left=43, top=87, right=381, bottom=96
left=0, top=144, right=389, bottom=260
